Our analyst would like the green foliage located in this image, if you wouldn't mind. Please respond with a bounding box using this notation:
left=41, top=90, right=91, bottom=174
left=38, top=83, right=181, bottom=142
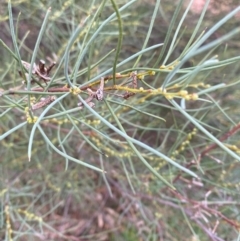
left=0, top=0, right=240, bottom=240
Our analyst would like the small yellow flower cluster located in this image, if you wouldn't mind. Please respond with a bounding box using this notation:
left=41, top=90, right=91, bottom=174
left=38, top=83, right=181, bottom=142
left=45, top=176, right=61, bottom=193
left=43, top=118, right=101, bottom=126
left=159, top=61, right=180, bottom=71
left=219, top=147, right=240, bottom=187
left=225, top=144, right=240, bottom=153
left=43, top=118, right=74, bottom=125
left=152, top=159, right=166, bottom=173
left=147, top=70, right=155, bottom=76
left=5, top=205, right=13, bottom=241
left=171, top=128, right=197, bottom=160
left=69, top=86, right=81, bottom=95
left=91, top=136, right=132, bottom=158
left=140, top=87, right=166, bottom=95
left=25, top=107, right=38, bottom=123
left=138, top=74, right=144, bottom=80
left=17, top=209, right=42, bottom=222
left=137, top=71, right=155, bottom=80
left=179, top=91, right=199, bottom=100
left=163, top=89, right=198, bottom=100
left=191, top=82, right=211, bottom=88
left=85, top=119, right=101, bottom=125
left=30, top=96, right=36, bottom=105
left=51, top=0, right=72, bottom=20
left=219, top=162, right=240, bottom=189
left=159, top=65, right=175, bottom=70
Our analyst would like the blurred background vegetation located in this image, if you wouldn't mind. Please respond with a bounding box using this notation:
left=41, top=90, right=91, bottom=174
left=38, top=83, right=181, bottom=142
left=0, top=0, right=240, bottom=240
